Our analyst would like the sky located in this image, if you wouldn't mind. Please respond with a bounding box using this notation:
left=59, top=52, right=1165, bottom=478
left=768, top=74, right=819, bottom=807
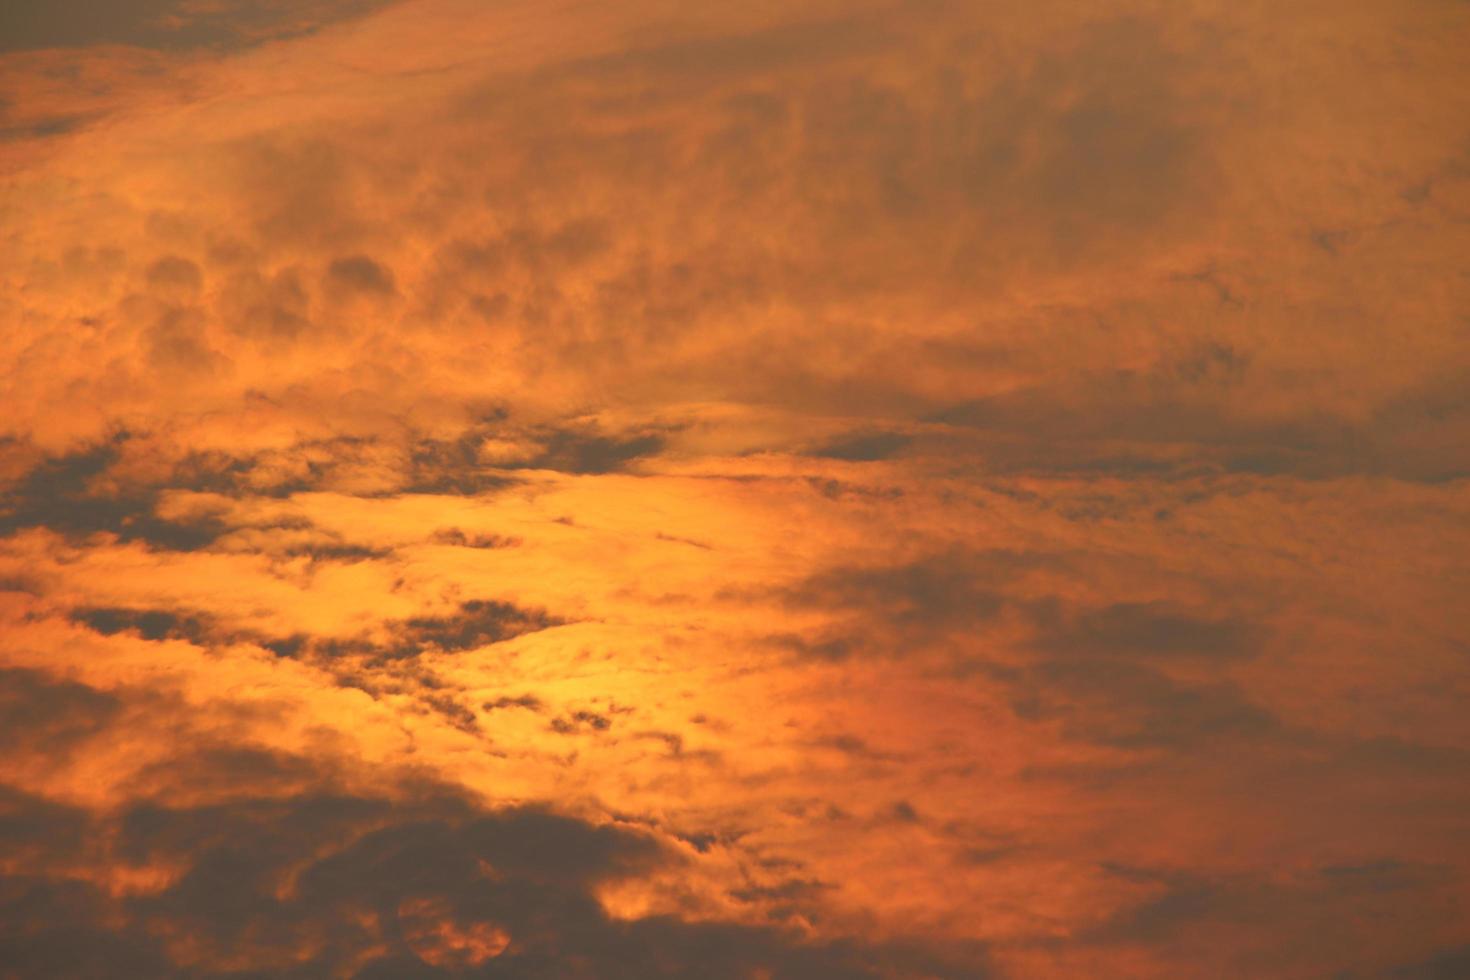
left=1, top=1, right=1468, bottom=977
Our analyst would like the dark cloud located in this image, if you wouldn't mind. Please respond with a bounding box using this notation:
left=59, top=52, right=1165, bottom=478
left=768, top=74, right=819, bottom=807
left=781, top=552, right=1015, bottom=630
left=1006, top=659, right=1281, bottom=749
left=1318, top=860, right=1451, bottom=897
left=766, top=631, right=859, bottom=661
left=809, top=734, right=895, bottom=762
left=280, top=605, right=561, bottom=667
left=767, top=550, right=1051, bottom=661
left=164, top=448, right=303, bottom=497
left=63, top=597, right=562, bottom=750
left=0, top=667, right=986, bottom=975
left=146, top=256, right=203, bottom=297
left=394, top=600, right=564, bottom=657
left=654, top=531, right=712, bottom=550
left=931, top=360, right=1470, bottom=482
left=1077, top=859, right=1465, bottom=977
left=411, top=11, right=1212, bottom=388
left=888, top=801, right=920, bottom=823
left=280, top=541, right=393, bottom=562
left=70, top=596, right=562, bottom=666
left=551, top=710, right=613, bottom=735
left=521, top=430, right=668, bottom=476
left=482, top=694, right=543, bottom=713
left=802, top=476, right=905, bottom=503
left=148, top=431, right=519, bottom=501
left=633, top=730, right=689, bottom=757
left=229, top=132, right=374, bottom=250
left=127, top=744, right=337, bottom=802
left=436, top=217, right=613, bottom=283
left=0, top=0, right=394, bottom=54
left=0, top=114, right=95, bottom=143
left=407, top=419, right=669, bottom=488
left=1086, top=864, right=1271, bottom=946
left=417, top=692, right=483, bottom=734
left=0, top=875, right=174, bottom=980
left=1392, top=945, right=1470, bottom=980
left=0, top=779, right=982, bottom=978
left=217, top=263, right=315, bottom=342
left=259, top=603, right=561, bottom=733
left=70, top=606, right=216, bottom=645
left=797, top=17, right=1202, bottom=254
left=0, top=668, right=122, bottom=758
left=1, top=0, right=194, bottom=52
left=730, top=876, right=834, bottom=914
left=0, top=423, right=631, bottom=512
left=326, top=254, right=397, bottom=297
left=1033, top=601, right=1258, bottom=661
left=561, top=15, right=884, bottom=87
left=431, top=527, right=520, bottom=549
left=809, top=430, right=913, bottom=462
left=0, top=437, right=228, bottom=549
left=405, top=427, right=519, bottom=496
left=0, top=437, right=401, bottom=550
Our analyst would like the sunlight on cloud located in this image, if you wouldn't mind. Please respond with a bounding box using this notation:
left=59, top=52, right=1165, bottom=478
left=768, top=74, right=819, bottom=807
left=2, top=0, right=1469, bottom=976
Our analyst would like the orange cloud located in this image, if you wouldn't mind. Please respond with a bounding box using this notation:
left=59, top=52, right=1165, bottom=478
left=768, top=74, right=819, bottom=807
left=2, top=0, right=1469, bottom=976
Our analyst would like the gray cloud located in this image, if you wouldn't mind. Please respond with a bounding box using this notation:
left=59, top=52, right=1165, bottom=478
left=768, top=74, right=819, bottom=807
left=1033, top=601, right=1258, bottom=661
left=0, top=665, right=990, bottom=976
left=780, top=551, right=1022, bottom=629
left=1008, top=659, right=1281, bottom=749
left=0, top=0, right=394, bottom=54
left=326, top=254, right=397, bottom=298
left=1392, top=945, right=1470, bottom=980
left=70, top=606, right=217, bottom=645
left=0, top=436, right=228, bottom=549
left=0, top=774, right=983, bottom=978
left=68, top=598, right=565, bottom=663
left=0, top=668, right=123, bottom=758
left=931, top=359, right=1470, bottom=483
left=809, top=431, right=913, bottom=462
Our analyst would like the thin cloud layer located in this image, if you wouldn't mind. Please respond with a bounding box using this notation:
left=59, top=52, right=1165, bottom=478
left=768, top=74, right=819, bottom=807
left=2, top=0, right=1469, bottom=977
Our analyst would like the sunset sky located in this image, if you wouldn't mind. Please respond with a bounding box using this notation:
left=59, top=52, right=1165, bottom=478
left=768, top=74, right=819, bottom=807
left=2, top=1, right=1468, bottom=977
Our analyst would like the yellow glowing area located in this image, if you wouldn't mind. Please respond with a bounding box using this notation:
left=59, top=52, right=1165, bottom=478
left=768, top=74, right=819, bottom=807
left=1, top=0, right=1468, bottom=976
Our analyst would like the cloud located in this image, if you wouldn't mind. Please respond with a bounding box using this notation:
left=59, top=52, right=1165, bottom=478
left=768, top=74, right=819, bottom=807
left=1007, top=660, right=1282, bottom=749
left=551, top=709, right=613, bottom=735
left=521, top=430, right=668, bottom=476
left=0, top=437, right=228, bottom=549
left=0, top=668, right=123, bottom=758
left=326, top=254, right=397, bottom=298
left=778, top=551, right=1021, bottom=630
left=809, top=431, right=913, bottom=462
left=1, top=0, right=1468, bottom=975
left=931, top=360, right=1470, bottom=482
left=430, top=527, right=519, bottom=549
left=391, top=600, right=564, bottom=657
left=69, top=594, right=562, bottom=671
left=1392, top=945, right=1470, bottom=980
left=0, top=663, right=995, bottom=975
left=1, top=767, right=980, bottom=977
left=0, top=0, right=395, bottom=54
left=1032, top=602, right=1258, bottom=661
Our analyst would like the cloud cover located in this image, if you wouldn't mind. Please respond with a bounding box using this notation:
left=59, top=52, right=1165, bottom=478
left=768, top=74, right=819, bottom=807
left=1, top=0, right=1469, bottom=976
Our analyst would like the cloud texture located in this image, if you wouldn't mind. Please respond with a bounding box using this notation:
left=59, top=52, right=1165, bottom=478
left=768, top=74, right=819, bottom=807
left=2, top=0, right=1469, bottom=976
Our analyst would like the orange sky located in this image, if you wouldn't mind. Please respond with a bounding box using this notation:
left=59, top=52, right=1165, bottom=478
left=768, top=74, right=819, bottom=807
left=2, top=1, right=1469, bottom=977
